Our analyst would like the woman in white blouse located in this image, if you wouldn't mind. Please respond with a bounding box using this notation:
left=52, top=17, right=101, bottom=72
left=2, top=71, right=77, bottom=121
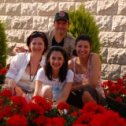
left=5, top=31, right=48, bottom=100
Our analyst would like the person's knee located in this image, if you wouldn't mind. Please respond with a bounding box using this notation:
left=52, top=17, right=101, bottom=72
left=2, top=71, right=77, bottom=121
left=40, top=85, right=53, bottom=100
left=82, top=91, right=96, bottom=103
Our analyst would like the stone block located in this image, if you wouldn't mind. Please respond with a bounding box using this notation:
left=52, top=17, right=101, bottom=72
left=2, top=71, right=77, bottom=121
left=37, top=2, right=58, bottom=16
left=100, top=47, right=108, bottom=63
left=48, top=16, right=54, bottom=31
left=84, top=1, right=97, bottom=14
left=11, top=16, right=33, bottom=29
left=6, top=3, right=21, bottom=16
left=112, top=16, right=126, bottom=32
left=118, top=0, right=126, bottom=15
left=97, top=0, right=118, bottom=15
left=99, top=32, right=125, bottom=48
left=33, top=16, right=48, bottom=30
left=21, top=3, right=37, bottom=16
left=6, top=30, right=25, bottom=43
left=102, top=63, right=121, bottom=80
left=59, top=2, right=75, bottom=11
left=0, top=3, right=5, bottom=15
left=107, top=48, right=126, bottom=65
left=120, top=65, right=126, bottom=77
left=95, top=16, right=112, bottom=31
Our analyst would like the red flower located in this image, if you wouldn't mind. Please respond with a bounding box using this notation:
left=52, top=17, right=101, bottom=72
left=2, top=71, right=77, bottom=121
left=115, top=96, right=123, bottom=103
left=32, top=115, right=46, bottom=125
left=7, top=115, right=28, bottom=126
left=2, top=106, right=13, bottom=117
left=32, top=96, right=52, bottom=111
left=0, top=89, right=12, bottom=97
left=45, top=117, right=66, bottom=126
left=57, top=102, right=70, bottom=111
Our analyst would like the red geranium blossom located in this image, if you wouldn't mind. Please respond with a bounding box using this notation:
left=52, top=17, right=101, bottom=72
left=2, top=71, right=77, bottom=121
left=57, top=102, right=70, bottom=111
left=7, top=115, right=28, bottom=126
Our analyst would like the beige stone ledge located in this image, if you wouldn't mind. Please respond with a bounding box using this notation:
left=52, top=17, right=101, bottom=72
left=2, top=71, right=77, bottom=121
left=59, top=2, right=75, bottom=11
left=95, top=16, right=112, bottom=31
left=6, top=3, right=21, bottom=16
left=102, top=63, right=121, bottom=80
left=97, top=0, right=118, bottom=15
left=21, top=3, right=37, bottom=16
left=37, top=2, right=58, bottom=16
left=100, top=47, right=108, bottom=63
left=99, top=32, right=125, bottom=48
left=112, top=16, right=126, bottom=32
left=118, top=0, right=126, bottom=15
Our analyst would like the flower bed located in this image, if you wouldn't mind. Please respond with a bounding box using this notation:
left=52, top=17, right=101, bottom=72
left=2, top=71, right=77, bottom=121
left=102, top=75, right=126, bottom=117
left=0, top=89, right=126, bottom=126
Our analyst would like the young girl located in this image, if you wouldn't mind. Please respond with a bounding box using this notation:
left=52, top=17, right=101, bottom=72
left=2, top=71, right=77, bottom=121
left=67, top=35, right=105, bottom=108
left=33, top=46, right=74, bottom=104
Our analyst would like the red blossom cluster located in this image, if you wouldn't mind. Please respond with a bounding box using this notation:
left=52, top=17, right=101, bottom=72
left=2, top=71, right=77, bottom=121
left=0, top=89, right=126, bottom=126
left=102, top=76, right=126, bottom=103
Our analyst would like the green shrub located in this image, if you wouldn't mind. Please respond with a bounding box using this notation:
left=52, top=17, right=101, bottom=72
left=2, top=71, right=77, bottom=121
left=0, top=21, right=7, bottom=84
left=0, top=21, right=7, bottom=67
left=68, top=5, right=100, bottom=53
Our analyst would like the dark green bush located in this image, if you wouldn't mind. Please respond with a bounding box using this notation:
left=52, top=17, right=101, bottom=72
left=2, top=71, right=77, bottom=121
left=69, top=5, right=101, bottom=53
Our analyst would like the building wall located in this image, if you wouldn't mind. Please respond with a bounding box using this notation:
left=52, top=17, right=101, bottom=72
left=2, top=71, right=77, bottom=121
left=0, top=0, right=126, bottom=80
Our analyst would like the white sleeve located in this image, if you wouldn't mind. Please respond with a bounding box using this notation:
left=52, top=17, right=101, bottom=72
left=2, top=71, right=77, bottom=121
left=35, top=68, right=45, bottom=82
left=66, top=69, right=74, bottom=83
left=5, top=54, right=21, bottom=79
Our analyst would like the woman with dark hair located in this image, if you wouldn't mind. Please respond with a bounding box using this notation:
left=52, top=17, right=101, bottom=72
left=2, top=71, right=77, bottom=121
left=33, top=46, right=74, bottom=104
left=67, top=34, right=105, bottom=108
left=5, top=31, right=48, bottom=100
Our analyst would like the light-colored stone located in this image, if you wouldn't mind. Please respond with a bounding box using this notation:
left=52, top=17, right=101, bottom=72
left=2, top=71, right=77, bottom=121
left=37, top=2, right=58, bottom=16
left=102, top=64, right=121, bottom=80
left=99, top=32, right=125, bottom=48
left=107, top=48, right=126, bottom=65
left=120, top=65, right=126, bottom=77
left=118, top=0, right=126, bottom=15
left=112, top=16, right=126, bottom=32
left=0, top=3, right=5, bottom=15
left=75, top=2, right=83, bottom=10
left=0, top=16, right=11, bottom=29
left=5, top=0, right=23, bottom=2
left=6, top=30, right=25, bottom=43
left=100, top=47, right=108, bottom=63
left=6, top=3, right=21, bottom=16
left=84, top=1, right=97, bottom=14
left=97, top=0, right=118, bottom=15
left=124, top=32, right=126, bottom=47
left=48, top=16, right=54, bottom=31
left=95, top=16, right=112, bottom=31
left=11, top=16, right=33, bottom=29
left=33, top=16, right=48, bottom=30
left=59, top=2, right=75, bottom=11
left=21, top=3, right=37, bottom=16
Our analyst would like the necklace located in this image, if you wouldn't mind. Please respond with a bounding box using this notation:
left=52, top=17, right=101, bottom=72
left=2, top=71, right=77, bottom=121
left=29, top=62, right=40, bottom=82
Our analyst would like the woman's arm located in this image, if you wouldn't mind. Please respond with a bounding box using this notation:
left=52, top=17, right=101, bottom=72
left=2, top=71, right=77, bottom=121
left=33, top=80, right=42, bottom=97
left=55, top=82, right=72, bottom=104
left=89, top=53, right=101, bottom=88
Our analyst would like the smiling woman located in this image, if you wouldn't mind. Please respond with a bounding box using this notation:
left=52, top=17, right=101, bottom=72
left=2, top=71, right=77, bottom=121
left=4, top=31, right=48, bottom=100
left=33, top=46, right=74, bottom=105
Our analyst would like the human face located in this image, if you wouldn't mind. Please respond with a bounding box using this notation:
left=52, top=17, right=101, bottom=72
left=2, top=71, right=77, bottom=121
left=49, top=51, right=64, bottom=71
left=29, top=37, right=45, bottom=54
left=76, top=40, right=91, bottom=58
left=54, top=20, right=69, bottom=35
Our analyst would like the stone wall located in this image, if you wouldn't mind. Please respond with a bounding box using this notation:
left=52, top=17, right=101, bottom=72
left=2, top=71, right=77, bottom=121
left=0, top=0, right=126, bottom=80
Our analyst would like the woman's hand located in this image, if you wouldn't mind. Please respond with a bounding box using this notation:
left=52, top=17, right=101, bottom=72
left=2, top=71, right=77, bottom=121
left=14, top=86, right=25, bottom=96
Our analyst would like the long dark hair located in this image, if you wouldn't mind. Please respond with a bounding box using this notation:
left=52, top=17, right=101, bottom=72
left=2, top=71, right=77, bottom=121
left=44, top=46, right=68, bottom=82
left=26, top=31, right=48, bottom=54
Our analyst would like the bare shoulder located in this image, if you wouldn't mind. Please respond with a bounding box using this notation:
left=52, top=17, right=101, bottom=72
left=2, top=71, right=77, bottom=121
left=90, top=53, right=101, bottom=65
left=91, top=53, right=100, bottom=60
left=68, top=58, right=74, bottom=69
